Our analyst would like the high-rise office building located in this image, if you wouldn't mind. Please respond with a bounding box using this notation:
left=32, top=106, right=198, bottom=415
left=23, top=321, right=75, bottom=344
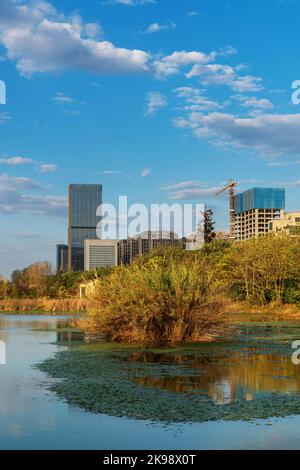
left=234, top=188, right=285, bottom=241
left=68, top=184, right=102, bottom=271
left=56, top=244, right=68, bottom=272
left=84, top=239, right=118, bottom=270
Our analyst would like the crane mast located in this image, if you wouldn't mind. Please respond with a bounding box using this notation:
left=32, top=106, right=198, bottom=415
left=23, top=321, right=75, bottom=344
left=215, top=179, right=238, bottom=240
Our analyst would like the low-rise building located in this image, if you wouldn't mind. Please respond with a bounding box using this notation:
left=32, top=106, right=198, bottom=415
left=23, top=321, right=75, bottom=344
left=84, top=239, right=118, bottom=270
left=269, top=211, right=300, bottom=236
left=79, top=279, right=98, bottom=298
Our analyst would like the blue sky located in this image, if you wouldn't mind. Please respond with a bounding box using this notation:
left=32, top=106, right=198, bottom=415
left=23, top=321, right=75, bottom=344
left=1, top=0, right=300, bottom=277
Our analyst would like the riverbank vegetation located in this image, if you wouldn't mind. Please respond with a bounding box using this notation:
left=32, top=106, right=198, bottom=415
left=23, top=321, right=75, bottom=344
left=2, top=263, right=112, bottom=298
left=0, top=297, right=88, bottom=313
left=79, top=254, right=231, bottom=345
left=2, top=234, right=300, bottom=329
left=78, top=235, right=300, bottom=345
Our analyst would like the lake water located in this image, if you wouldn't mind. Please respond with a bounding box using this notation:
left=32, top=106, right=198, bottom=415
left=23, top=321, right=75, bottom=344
left=1, top=315, right=300, bottom=450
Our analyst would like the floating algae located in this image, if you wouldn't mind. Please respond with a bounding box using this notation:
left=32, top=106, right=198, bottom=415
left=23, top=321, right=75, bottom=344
left=38, top=324, right=300, bottom=423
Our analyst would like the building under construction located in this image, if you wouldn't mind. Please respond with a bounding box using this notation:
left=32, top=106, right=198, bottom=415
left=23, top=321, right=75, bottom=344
left=233, top=188, right=285, bottom=241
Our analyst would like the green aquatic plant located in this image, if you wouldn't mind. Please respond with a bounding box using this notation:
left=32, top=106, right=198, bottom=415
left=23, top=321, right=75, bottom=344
left=39, top=324, right=300, bottom=423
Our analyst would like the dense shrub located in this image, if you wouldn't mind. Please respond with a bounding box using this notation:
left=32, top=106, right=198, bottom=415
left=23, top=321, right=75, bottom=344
left=78, top=254, right=231, bottom=346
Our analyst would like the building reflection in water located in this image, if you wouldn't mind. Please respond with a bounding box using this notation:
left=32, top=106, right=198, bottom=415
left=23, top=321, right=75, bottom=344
left=127, top=352, right=299, bottom=405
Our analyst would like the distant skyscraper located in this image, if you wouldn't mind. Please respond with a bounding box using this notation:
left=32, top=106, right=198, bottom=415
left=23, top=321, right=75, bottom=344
left=56, top=244, right=68, bottom=272
left=68, top=184, right=102, bottom=271
left=234, top=188, right=285, bottom=240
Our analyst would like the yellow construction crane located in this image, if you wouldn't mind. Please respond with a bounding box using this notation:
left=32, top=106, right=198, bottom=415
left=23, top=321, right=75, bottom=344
left=215, top=179, right=238, bottom=240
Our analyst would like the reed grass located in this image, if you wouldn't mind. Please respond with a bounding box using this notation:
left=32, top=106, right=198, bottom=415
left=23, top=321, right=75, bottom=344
left=78, top=255, right=232, bottom=345
left=0, top=297, right=88, bottom=313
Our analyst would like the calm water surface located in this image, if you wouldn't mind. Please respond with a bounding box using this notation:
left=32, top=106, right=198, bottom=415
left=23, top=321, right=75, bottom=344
left=1, top=315, right=300, bottom=450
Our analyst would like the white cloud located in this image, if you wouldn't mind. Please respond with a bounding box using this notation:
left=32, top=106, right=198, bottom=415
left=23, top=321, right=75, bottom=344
left=233, top=94, right=273, bottom=109
left=268, top=160, right=300, bottom=167
left=0, top=173, right=43, bottom=191
left=186, top=63, right=263, bottom=92
left=52, top=92, right=75, bottom=104
left=0, top=156, right=58, bottom=173
left=145, top=92, right=167, bottom=116
left=160, top=179, right=223, bottom=200
left=174, top=87, right=222, bottom=111
left=161, top=180, right=204, bottom=190
left=0, top=0, right=150, bottom=75
left=38, top=163, right=58, bottom=173
left=186, top=11, right=199, bottom=17
left=102, top=170, right=123, bottom=175
left=0, top=173, right=66, bottom=216
left=0, top=112, right=11, bottom=123
left=217, top=46, right=238, bottom=57
left=141, top=168, right=151, bottom=177
left=174, top=112, right=300, bottom=157
left=0, top=156, right=33, bottom=165
left=107, top=0, right=155, bottom=5
left=168, top=186, right=223, bottom=200
left=154, top=50, right=216, bottom=78
left=143, top=21, right=176, bottom=34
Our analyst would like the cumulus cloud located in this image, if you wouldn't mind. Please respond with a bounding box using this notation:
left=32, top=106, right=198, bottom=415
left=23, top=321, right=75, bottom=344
left=154, top=50, right=217, bottom=78
left=174, top=87, right=222, bottom=111
left=145, top=91, right=167, bottom=116
left=0, top=173, right=66, bottom=216
left=0, top=156, right=33, bottom=165
left=0, top=173, right=43, bottom=191
left=174, top=112, right=300, bottom=157
left=143, top=21, right=176, bottom=34
left=0, top=0, right=150, bottom=75
left=186, top=63, right=263, bottom=92
left=0, top=156, right=58, bottom=173
left=233, top=94, right=273, bottom=109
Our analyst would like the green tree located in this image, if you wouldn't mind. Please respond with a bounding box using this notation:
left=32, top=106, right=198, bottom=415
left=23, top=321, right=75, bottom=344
left=204, top=209, right=216, bottom=244
left=222, top=235, right=300, bottom=305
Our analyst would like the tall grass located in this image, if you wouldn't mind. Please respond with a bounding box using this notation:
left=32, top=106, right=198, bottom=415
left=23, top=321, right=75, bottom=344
left=0, top=297, right=88, bottom=313
left=78, top=254, right=231, bottom=345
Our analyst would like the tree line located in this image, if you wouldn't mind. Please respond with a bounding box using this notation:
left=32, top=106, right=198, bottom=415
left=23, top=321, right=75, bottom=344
left=0, top=263, right=112, bottom=299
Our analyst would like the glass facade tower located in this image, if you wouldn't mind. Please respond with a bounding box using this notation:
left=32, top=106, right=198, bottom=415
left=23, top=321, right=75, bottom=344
left=68, top=184, right=102, bottom=271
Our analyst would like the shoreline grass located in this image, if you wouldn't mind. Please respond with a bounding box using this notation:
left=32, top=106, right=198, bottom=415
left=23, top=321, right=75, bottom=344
left=0, top=297, right=88, bottom=314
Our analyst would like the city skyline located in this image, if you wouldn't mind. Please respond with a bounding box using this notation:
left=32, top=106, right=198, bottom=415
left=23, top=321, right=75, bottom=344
left=2, top=0, right=300, bottom=276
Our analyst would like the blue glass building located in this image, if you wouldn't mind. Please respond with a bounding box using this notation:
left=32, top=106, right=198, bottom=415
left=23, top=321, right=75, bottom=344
left=68, top=184, right=102, bottom=271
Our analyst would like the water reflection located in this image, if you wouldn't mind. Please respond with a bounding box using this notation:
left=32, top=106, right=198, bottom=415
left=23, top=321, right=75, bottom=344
left=128, top=352, right=299, bottom=405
